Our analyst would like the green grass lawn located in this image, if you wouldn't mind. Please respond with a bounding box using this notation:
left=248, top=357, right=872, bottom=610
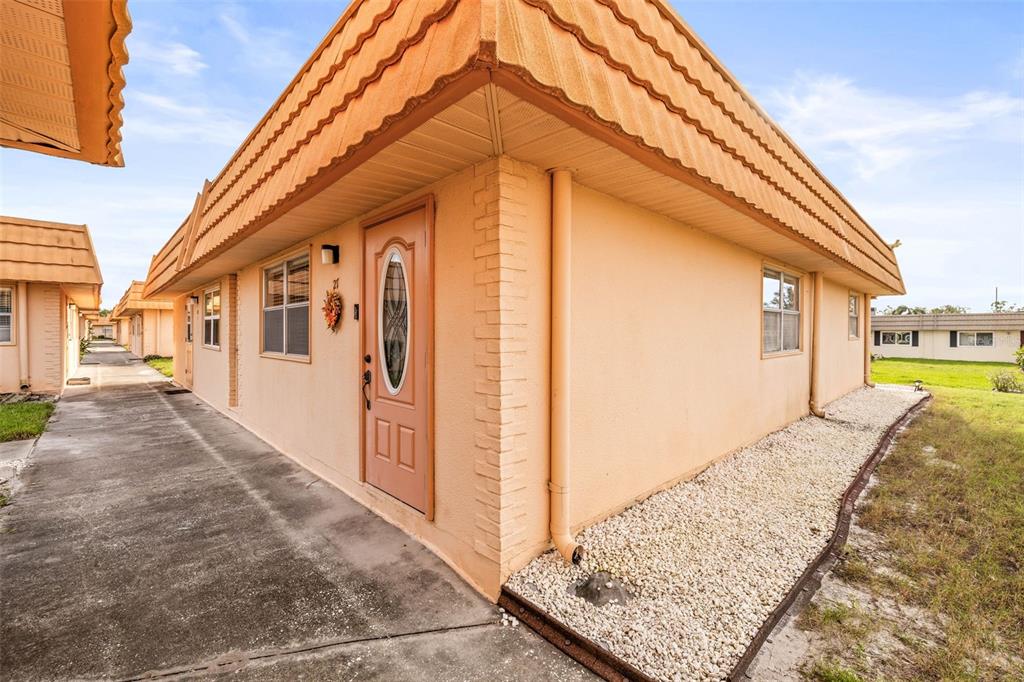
left=0, top=402, right=55, bottom=442
left=871, top=357, right=1016, bottom=391
left=145, top=356, right=173, bottom=378
left=801, top=359, right=1024, bottom=679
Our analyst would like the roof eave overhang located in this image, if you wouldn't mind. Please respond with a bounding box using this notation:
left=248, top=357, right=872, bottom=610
left=144, top=66, right=492, bottom=298
left=146, top=76, right=903, bottom=301
left=61, top=283, right=102, bottom=311
left=145, top=0, right=905, bottom=299
left=0, top=0, right=131, bottom=166
left=491, top=68, right=905, bottom=296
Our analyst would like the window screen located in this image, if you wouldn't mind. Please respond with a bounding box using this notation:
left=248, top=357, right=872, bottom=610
left=959, top=332, right=994, bottom=347
left=204, top=289, right=221, bottom=347
left=763, top=268, right=800, bottom=353
left=263, top=255, right=310, bottom=357
left=0, top=287, right=11, bottom=343
left=848, top=294, right=860, bottom=338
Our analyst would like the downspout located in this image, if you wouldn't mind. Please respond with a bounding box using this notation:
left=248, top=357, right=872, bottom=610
left=17, top=283, right=29, bottom=390
left=808, top=272, right=826, bottom=417
left=863, top=293, right=875, bottom=387
left=549, top=168, right=584, bottom=564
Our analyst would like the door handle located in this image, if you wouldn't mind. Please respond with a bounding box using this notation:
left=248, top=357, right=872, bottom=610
left=362, top=369, right=372, bottom=411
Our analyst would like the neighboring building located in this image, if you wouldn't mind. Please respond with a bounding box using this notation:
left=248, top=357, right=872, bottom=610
left=0, top=0, right=131, bottom=166
left=114, top=317, right=129, bottom=347
left=110, top=282, right=173, bottom=358
left=143, top=1, right=905, bottom=599
left=85, top=314, right=115, bottom=338
left=0, top=1, right=130, bottom=390
left=0, top=216, right=103, bottom=393
left=873, top=313, right=1024, bottom=363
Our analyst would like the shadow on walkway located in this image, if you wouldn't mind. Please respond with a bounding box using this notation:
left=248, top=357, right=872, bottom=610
left=1, top=345, right=591, bottom=680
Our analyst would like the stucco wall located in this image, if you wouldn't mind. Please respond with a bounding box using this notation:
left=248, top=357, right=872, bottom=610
left=178, top=163, right=533, bottom=597
left=1, top=282, right=64, bottom=393
left=63, top=296, right=79, bottom=381
left=873, top=329, right=1021, bottom=363
left=140, top=309, right=174, bottom=357
left=568, top=185, right=820, bottom=529
left=818, top=279, right=867, bottom=404
left=0, top=284, right=19, bottom=392
left=0, top=341, right=16, bottom=392
left=188, top=278, right=231, bottom=410
left=167, top=160, right=875, bottom=600
left=171, top=296, right=188, bottom=386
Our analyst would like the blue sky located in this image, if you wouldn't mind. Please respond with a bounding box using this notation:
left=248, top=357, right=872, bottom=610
left=1, top=0, right=1021, bottom=311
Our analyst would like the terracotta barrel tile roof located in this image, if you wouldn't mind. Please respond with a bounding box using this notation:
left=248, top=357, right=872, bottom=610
left=111, top=280, right=172, bottom=318
left=0, top=0, right=131, bottom=166
left=492, top=0, right=902, bottom=291
left=145, top=0, right=905, bottom=297
left=0, top=214, right=103, bottom=308
left=0, top=215, right=102, bottom=284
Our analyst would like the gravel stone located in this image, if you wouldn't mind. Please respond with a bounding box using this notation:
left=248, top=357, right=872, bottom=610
left=506, top=387, right=922, bottom=682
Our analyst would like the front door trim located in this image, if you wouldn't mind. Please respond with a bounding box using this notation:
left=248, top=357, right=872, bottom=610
left=359, top=194, right=435, bottom=521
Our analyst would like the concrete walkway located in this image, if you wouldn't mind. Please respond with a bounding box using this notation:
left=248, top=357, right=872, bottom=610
left=0, top=342, right=591, bottom=680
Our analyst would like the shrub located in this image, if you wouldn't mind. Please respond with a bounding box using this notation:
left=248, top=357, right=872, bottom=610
left=990, top=371, right=1024, bottom=394
left=1015, top=346, right=1024, bottom=373
left=79, top=338, right=90, bottom=359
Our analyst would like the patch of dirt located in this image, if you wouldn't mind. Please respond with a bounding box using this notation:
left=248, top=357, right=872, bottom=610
left=751, top=504, right=958, bottom=681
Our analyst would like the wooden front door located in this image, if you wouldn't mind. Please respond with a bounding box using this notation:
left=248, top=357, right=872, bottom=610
left=362, top=202, right=432, bottom=514
left=183, top=299, right=194, bottom=387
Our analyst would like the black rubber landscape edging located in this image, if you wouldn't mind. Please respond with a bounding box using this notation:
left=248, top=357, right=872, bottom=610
left=498, top=588, right=652, bottom=682
left=727, top=392, right=932, bottom=681
left=501, top=392, right=931, bottom=682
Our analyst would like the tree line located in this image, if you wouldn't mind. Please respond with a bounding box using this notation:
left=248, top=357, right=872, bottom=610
left=880, top=302, right=1024, bottom=315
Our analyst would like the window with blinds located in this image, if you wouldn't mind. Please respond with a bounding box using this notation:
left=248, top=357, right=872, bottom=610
left=763, top=267, right=801, bottom=354
left=263, top=254, right=310, bottom=357
left=0, top=287, right=12, bottom=344
left=204, top=288, right=221, bottom=348
left=849, top=294, right=860, bottom=338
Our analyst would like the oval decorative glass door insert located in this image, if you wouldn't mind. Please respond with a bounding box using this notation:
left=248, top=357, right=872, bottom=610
left=379, top=247, right=409, bottom=394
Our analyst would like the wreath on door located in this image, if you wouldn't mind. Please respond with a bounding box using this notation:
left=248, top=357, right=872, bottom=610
left=322, top=280, right=343, bottom=333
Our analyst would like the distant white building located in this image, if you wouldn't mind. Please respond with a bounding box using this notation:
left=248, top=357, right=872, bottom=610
left=872, top=313, right=1024, bottom=363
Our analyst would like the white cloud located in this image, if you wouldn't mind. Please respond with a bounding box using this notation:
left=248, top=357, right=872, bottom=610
left=125, top=92, right=250, bottom=145
left=130, top=37, right=207, bottom=76
left=218, top=5, right=300, bottom=77
left=759, top=73, right=1024, bottom=311
left=762, top=74, right=1023, bottom=179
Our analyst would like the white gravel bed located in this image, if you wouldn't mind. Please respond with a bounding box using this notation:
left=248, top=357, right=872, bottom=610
left=506, top=387, right=924, bottom=681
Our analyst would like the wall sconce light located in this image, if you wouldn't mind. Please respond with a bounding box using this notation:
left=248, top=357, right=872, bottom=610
left=189, top=295, right=200, bottom=303
left=321, top=244, right=340, bottom=265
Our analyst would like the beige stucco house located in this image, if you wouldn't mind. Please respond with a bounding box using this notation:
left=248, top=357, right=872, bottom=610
left=143, top=0, right=905, bottom=599
left=111, top=281, right=173, bottom=358
left=1, top=1, right=129, bottom=391
left=1, top=216, right=103, bottom=393
left=873, top=313, right=1024, bottom=363
left=85, top=314, right=115, bottom=339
